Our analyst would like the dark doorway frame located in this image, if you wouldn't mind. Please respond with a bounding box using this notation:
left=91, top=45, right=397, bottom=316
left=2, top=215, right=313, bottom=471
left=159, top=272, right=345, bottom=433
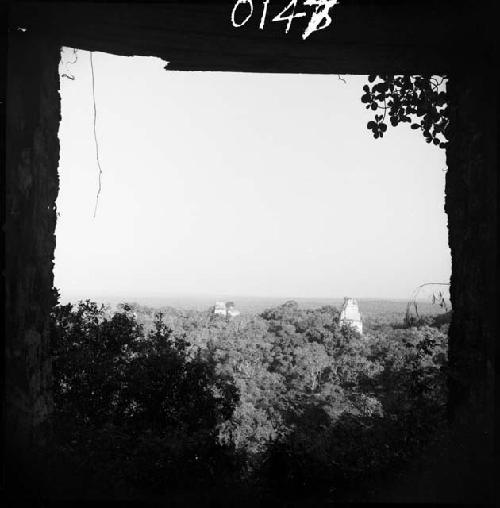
left=4, top=0, right=496, bottom=501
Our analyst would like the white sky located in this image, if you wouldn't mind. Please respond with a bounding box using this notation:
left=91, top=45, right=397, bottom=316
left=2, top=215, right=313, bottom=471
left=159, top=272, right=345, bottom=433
left=55, top=48, right=451, bottom=300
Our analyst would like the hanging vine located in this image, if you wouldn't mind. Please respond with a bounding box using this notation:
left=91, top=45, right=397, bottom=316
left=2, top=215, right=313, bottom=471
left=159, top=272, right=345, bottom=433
left=89, top=51, right=103, bottom=218
left=405, top=282, right=451, bottom=327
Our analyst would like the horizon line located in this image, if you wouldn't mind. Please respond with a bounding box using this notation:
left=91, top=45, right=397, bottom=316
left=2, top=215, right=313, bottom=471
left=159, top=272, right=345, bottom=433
left=58, top=292, right=447, bottom=303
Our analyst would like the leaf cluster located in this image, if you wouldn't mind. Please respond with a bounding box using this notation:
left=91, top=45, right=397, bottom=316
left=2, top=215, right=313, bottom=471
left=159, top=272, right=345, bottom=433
left=362, top=74, right=449, bottom=147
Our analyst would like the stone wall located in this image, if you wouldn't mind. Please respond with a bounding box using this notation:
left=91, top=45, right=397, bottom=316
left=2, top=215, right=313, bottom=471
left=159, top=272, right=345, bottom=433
left=5, top=30, right=60, bottom=493
left=443, top=71, right=496, bottom=501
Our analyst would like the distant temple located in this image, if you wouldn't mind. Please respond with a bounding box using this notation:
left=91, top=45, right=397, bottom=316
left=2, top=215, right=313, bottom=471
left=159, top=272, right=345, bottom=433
left=213, top=301, right=240, bottom=318
left=339, top=297, right=363, bottom=334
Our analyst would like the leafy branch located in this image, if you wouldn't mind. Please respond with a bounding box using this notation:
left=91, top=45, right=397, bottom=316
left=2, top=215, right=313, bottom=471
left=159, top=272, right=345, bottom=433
left=362, top=74, right=449, bottom=148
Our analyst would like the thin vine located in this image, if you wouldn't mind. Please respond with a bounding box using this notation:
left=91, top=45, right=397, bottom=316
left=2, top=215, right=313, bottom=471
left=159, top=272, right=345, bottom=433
left=89, top=51, right=103, bottom=218
left=405, top=282, right=451, bottom=327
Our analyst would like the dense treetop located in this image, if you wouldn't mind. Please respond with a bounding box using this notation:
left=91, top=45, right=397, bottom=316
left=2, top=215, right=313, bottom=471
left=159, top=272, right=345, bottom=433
left=49, top=297, right=449, bottom=500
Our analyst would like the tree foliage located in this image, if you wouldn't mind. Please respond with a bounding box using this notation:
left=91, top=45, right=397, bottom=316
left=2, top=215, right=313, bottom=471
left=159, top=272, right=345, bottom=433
left=362, top=74, right=449, bottom=148
left=50, top=301, right=240, bottom=496
left=49, top=297, right=449, bottom=500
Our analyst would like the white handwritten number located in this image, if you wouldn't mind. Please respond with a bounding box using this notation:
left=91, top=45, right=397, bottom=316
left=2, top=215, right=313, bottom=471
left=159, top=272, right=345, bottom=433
left=259, top=0, right=270, bottom=30
left=302, top=0, right=339, bottom=39
left=231, top=0, right=339, bottom=38
left=272, top=0, right=307, bottom=34
left=231, top=0, right=254, bottom=28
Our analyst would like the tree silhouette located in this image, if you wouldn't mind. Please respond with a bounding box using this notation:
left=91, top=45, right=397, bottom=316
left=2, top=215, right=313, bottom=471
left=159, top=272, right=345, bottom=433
left=362, top=74, right=448, bottom=148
